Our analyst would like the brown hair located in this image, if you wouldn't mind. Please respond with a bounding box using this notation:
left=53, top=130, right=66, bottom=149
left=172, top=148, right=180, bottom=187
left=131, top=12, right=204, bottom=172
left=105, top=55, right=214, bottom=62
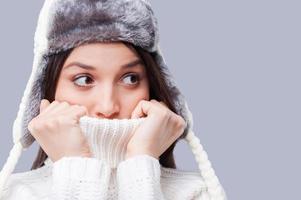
left=31, top=41, right=182, bottom=170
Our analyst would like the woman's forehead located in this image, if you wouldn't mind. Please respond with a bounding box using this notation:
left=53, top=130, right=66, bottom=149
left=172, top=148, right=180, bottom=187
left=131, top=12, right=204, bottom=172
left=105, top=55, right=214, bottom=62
left=62, top=42, right=144, bottom=72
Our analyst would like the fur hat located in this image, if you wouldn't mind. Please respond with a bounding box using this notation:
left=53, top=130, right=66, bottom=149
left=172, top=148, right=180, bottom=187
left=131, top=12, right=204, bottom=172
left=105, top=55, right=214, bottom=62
left=0, top=0, right=225, bottom=199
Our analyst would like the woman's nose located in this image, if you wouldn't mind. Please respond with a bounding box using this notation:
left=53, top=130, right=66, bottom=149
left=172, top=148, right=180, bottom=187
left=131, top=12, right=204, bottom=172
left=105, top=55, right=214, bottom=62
left=91, top=87, right=120, bottom=119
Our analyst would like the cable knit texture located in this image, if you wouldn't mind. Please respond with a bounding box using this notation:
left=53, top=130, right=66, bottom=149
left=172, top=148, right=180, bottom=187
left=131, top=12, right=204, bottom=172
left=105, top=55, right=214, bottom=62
left=1, top=117, right=226, bottom=200
left=79, top=116, right=146, bottom=168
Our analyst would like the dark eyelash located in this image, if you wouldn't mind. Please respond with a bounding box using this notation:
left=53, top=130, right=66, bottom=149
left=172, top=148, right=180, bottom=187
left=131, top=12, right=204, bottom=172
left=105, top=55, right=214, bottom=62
left=73, top=74, right=94, bottom=87
left=72, top=72, right=141, bottom=88
left=124, top=73, right=141, bottom=83
left=73, top=73, right=92, bottom=80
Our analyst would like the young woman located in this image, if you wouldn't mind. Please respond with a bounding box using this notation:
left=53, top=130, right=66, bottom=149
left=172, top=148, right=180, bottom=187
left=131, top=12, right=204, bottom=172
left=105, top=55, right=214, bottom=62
left=0, top=0, right=227, bottom=199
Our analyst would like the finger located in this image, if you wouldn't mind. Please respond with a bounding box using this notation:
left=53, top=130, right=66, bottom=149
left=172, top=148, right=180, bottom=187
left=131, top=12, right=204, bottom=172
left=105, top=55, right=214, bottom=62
left=48, top=101, right=70, bottom=115
left=159, top=101, right=168, bottom=108
left=39, top=99, right=50, bottom=114
left=150, top=100, right=171, bottom=118
left=41, top=100, right=60, bottom=114
left=151, top=99, right=167, bottom=109
left=67, top=105, right=88, bottom=122
left=131, top=100, right=151, bottom=119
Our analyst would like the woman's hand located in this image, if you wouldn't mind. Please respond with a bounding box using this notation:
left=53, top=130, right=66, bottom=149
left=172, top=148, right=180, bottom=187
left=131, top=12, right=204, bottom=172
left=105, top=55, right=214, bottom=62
left=28, top=99, right=92, bottom=162
left=126, top=99, right=187, bottom=160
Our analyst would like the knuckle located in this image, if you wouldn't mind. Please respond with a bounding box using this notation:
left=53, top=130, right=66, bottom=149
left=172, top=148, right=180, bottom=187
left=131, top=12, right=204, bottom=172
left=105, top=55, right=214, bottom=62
left=52, top=100, right=59, bottom=105
left=158, top=109, right=170, bottom=120
left=158, top=106, right=169, bottom=115
left=61, top=101, right=69, bottom=106
left=44, top=120, right=56, bottom=130
left=72, top=104, right=80, bottom=109
left=175, top=115, right=186, bottom=128
left=141, top=99, right=148, bottom=104
left=28, top=120, right=36, bottom=132
left=139, top=100, right=147, bottom=108
left=56, top=116, right=65, bottom=124
left=172, top=116, right=186, bottom=137
left=28, top=118, right=44, bottom=133
left=77, top=105, right=87, bottom=114
left=46, top=117, right=63, bottom=129
left=80, top=105, right=87, bottom=112
left=164, top=109, right=171, bottom=118
left=160, top=101, right=167, bottom=106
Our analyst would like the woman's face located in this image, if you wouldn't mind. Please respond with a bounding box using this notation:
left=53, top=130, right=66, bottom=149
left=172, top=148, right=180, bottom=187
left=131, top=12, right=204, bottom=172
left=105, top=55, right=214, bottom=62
left=55, top=42, right=150, bottom=119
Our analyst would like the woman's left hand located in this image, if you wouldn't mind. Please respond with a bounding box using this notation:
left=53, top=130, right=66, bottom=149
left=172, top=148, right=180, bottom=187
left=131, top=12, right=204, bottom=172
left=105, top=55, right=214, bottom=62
left=126, top=99, right=187, bottom=160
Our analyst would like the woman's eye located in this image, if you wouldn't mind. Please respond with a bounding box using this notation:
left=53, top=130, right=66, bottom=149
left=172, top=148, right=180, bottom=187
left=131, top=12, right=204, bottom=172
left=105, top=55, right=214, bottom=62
left=73, top=75, right=94, bottom=87
left=122, top=73, right=140, bottom=85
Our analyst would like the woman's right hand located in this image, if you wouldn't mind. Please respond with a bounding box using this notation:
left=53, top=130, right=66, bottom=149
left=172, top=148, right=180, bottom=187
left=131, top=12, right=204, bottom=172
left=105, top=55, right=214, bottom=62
left=28, top=99, right=92, bottom=162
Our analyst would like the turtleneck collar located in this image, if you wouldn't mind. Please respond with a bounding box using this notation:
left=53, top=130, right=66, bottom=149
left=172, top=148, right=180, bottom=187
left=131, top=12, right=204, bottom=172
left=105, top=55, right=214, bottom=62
left=44, top=116, right=146, bottom=168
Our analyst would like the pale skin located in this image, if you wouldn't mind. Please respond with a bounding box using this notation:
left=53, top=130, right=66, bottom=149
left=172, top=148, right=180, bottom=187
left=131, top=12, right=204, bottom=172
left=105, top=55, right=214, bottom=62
left=28, top=42, right=186, bottom=162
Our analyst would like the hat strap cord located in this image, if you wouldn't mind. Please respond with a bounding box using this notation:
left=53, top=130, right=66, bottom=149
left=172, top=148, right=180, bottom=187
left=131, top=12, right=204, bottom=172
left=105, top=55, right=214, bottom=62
left=0, top=141, right=23, bottom=198
left=185, top=130, right=226, bottom=200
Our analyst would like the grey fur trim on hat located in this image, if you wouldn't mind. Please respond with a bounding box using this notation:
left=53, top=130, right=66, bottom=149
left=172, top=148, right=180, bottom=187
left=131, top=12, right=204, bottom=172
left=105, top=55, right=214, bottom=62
left=18, top=0, right=191, bottom=149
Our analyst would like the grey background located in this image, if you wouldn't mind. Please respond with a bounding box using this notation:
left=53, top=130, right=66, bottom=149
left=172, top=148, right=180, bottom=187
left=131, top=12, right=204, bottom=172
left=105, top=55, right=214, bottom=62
left=0, top=0, right=300, bottom=199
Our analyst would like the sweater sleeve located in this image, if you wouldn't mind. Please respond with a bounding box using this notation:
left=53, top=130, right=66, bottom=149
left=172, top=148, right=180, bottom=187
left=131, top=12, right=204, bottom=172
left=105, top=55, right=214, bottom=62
left=49, top=156, right=111, bottom=200
left=116, top=154, right=166, bottom=200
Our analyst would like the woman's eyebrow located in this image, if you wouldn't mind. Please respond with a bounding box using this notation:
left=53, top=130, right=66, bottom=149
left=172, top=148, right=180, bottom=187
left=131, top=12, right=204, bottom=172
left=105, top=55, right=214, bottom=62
left=63, top=58, right=143, bottom=71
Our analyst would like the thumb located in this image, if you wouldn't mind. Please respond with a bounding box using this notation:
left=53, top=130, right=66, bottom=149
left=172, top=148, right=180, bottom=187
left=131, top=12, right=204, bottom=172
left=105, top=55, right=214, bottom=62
left=39, top=99, right=50, bottom=113
left=131, top=100, right=150, bottom=119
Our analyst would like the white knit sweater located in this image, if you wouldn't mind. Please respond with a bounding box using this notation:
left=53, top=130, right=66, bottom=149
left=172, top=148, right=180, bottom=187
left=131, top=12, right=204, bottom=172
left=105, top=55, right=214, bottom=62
left=1, top=155, right=214, bottom=200
left=0, top=117, right=226, bottom=200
